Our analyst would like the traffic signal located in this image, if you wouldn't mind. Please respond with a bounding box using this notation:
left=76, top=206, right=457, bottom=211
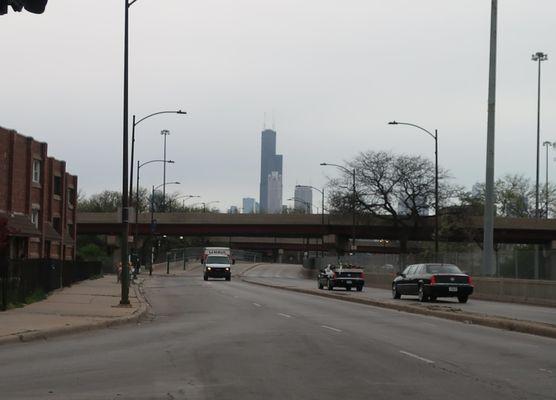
left=0, top=0, right=48, bottom=15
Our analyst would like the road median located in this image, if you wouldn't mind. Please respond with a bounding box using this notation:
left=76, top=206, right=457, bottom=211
left=242, top=277, right=556, bottom=339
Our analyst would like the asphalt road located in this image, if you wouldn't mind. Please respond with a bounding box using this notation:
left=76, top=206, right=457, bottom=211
left=244, top=263, right=556, bottom=325
left=0, top=266, right=554, bottom=400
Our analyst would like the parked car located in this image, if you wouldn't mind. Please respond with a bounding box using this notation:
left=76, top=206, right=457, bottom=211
left=392, top=263, right=473, bottom=303
left=317, top=264, right=365, bottom=292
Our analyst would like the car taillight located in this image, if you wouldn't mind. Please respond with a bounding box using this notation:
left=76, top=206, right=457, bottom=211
left=332, top=272, right=337, bottom=279
left=468, top=275, right=473, bottom=285
left=429, top=275, right=436, bottom=285
left=360, top=272, right=365, bottom=280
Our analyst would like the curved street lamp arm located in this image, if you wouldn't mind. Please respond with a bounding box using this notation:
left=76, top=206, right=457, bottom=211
left=138, top=159, right=174, bottom=169
left=388, top=121, right=436, bottom=140
left=154, top=181, right=180, bottom=191
left=297, top=185, right=323, bottom=195
left=320, top=162, right=352, bottom=175
left=135, top=110, right=186, bottom=126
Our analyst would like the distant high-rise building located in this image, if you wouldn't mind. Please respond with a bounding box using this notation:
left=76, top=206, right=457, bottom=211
left=242, top=197, right=257, bottom=214
left=267, top=171, right=283, bottom=214
left=294, top=185, right=313, bottom=213
left=259, top=129, right=283, bottom=213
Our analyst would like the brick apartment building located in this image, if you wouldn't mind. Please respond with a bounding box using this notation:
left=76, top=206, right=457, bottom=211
left=0, top=126, right=77, bottom=261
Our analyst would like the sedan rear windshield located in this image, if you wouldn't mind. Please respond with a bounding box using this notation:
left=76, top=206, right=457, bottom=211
left=425, top=264, right=463, bottom=274
left=206, top=256, right=230, bottom=264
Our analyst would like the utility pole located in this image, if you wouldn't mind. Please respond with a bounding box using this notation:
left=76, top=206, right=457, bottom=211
left=161, top=129, right=170, bottom=211
left=532, top=52, right=548, bottom=280
left=482, top=0, right=497, bottom=277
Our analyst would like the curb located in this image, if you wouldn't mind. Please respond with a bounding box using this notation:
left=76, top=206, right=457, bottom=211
left=0, top=280, right=150, bottom=347
left=242, top=278, right=556, bottom=340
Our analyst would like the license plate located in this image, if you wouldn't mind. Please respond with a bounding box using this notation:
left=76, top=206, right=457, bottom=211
left=346, top=280, right=352, bottom=284
left=449, top=287, right=458, bottom=292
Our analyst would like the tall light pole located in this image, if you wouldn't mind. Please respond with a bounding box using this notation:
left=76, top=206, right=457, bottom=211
left=542, top=141, right=554, bottom=218
left=388, top=121, right=439, bottom=261
left=160, top=129, right=171, bottom=210
left=135, top=159, right=175, bottom=260
left=120, top=0, right=137, bottom=305
left=533, top=52, right=548, bottom=219
left=129, top=110, right=186, bottom=200
left=321, top=163, right=356, bottom=253
left=482, top=0, right=498, bottom=277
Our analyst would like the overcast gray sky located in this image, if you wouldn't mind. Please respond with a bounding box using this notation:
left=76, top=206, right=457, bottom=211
left=2, top=0, right=555, bottom=212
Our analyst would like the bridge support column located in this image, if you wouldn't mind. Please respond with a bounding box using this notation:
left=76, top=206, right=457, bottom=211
left=547, top=241, right=556, bottom=280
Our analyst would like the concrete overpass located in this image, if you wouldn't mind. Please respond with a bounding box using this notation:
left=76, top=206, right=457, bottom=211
left=77, top=212, right=556, bottom=245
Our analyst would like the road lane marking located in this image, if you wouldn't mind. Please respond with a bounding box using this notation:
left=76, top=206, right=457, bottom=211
left=321, top=325, right=342, bottom=333
left=539, top=368, right=553, bottom=374
left=253, top=303, right=262, bottom=307
left=399, top=350, right=435, bottom=364
left=277, top=313, right=292, bottom=318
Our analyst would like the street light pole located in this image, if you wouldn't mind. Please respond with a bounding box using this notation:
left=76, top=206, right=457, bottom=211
left=161, top=129, right=170, bottom=210
left=533, top=52, right=548, bottom=220
left=120, top=0, right=131, bottom=305
left=129, top=110, right=186, bottom=201
left=134, top=159, right=175, bottom=264
left=388, top=121, right=439, bottom=261
left=532, top=52, right=548, bottom=280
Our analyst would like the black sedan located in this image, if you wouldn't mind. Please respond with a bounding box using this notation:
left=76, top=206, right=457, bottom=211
left=318, top=265, right=365, bottom=291
left=392, top=263, right=474, bottom=303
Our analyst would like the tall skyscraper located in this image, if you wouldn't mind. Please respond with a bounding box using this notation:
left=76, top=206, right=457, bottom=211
left=259, top=129, right=283, bottom=213
left=294, top=185, right=313, bottom=213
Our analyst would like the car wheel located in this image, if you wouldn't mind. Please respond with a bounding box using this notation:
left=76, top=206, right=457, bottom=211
left=458, top=295, right=468, bottom=304
left=356, top=286, right=363, bottom=292
left=327, top=280, right=334, bottom=291
left=429, top=295, right=437, bottom=302
left=418, top=285, right=428, bottom=302
left=203, top=274, right=208, bottom=281
left=392, top=284, right=401, bottom=299
left=226, top=276, right=231, bottom=281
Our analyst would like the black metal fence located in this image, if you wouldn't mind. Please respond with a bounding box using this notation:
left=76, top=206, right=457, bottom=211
left=0, top=259, right=102, bottom=311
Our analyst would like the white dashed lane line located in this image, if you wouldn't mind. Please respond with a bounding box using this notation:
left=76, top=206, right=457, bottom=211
left=253, top=303, right=262, bottom=307
left=277, top=313, right=293, bottom=318
left=321, top=325, right=342, bottom=333
left=399, top=350, right=435, bottom=364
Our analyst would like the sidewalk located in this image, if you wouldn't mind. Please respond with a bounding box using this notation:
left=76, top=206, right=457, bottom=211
left=0, top=275, right=148, bottom=346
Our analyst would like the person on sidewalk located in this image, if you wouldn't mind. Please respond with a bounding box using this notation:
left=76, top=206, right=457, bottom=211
left=116, top=262, right=122, bottom=283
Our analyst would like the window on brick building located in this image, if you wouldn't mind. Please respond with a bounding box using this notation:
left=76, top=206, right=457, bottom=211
left=32, top=160, right=41, bottom=183
left=54, top=176, right=62, bottom=196
left=31, top=209, right=40, bottom=228
left=67, top=187, right=75, bottom=205
left=53, top=217, right=61, bottom=233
